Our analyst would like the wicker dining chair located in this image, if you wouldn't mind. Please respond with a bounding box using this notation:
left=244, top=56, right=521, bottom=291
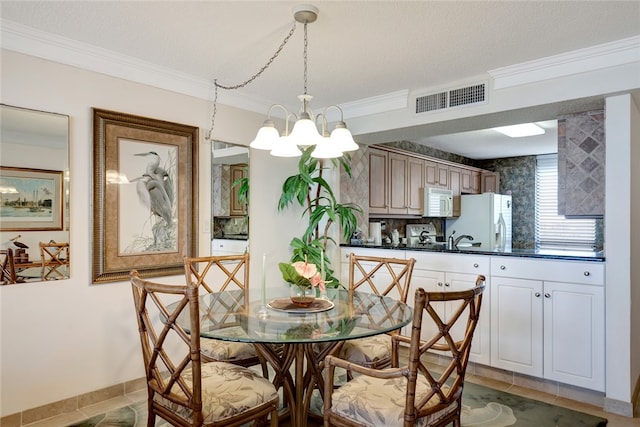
left=335, top=253, right=416, bottom=371
left=1, top=248, right=17, bottom=285
left=39, top=241, right=69, bottom=280
left=130, top=270, right=279, bottom=427
left=323, top=275, right=486, bottom=427
left=184, top=254, right=266, bottom=374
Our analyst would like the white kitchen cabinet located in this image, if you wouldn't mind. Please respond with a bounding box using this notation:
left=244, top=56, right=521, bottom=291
left=407, top=251, right=490, bottom=365
left=491, top=276, right=544, bottom=376
left=211, top=239, right=248, bottom=256
left=339, top=247, right=405, bottom=289
left=490, top=257, right=605, bottom=391
left=543, top=280, right=604, bottom=390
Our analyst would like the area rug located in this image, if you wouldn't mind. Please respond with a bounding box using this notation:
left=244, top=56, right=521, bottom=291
left=68, top=381, right=607, bottom=427
left=460, top=382, right=607, bottom=426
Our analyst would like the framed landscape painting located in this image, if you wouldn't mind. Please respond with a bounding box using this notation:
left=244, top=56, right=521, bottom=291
left=92, top=108, right=198, bottom=284
left=0, top=166, right=63, bottom=231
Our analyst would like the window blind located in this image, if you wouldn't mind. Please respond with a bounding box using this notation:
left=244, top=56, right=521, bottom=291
left=535, top=154, right=596, bottom=251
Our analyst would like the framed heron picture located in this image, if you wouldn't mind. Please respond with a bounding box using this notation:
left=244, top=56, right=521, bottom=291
left=0, top=166, right=64, bottom=231
left=92, top=109, right=198, bottom=284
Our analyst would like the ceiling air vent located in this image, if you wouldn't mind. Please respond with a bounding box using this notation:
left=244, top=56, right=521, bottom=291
left=416, top=91, right=447, bottom=113
left=415, top=81, right=487, bottom=114
left=449, top=83, right=486, bottom=107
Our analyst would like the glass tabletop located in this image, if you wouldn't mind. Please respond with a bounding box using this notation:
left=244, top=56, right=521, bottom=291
left=16, top=265, right=69, bottom=281
left=177, top=289, right=413, bottom=344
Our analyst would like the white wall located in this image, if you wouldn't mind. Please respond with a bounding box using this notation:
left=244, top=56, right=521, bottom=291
left=0, top=49, right=290, bottom=416
left=631, top=94, right=640, bottom=416
left=603, top=94, right=639, bottom=414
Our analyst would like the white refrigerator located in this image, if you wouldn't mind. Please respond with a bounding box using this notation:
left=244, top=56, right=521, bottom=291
left=445, top=193, right=512, bottom=251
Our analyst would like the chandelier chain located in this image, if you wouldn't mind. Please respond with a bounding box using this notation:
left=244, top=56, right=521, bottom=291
left=303, top=22, right=308, bottom=95
left=207, top=21, right=297, bottom=140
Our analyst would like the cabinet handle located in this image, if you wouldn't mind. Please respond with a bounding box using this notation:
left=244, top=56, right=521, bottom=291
left=584, top=271, right=591, bottom=277
left=444, top=282, right=450, bottom=287
left=473, top=263, right=479, bottom=268
left=500, top=265, right=506, bottom=270
left=535, top=292, right=541, bottom=298
left=544, top=293, right=551, bottom=298
left=437, top=282, right=444, bottom=287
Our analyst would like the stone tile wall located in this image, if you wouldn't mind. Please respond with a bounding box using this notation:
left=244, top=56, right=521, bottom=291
left=557, top=110, right=605, bottom=216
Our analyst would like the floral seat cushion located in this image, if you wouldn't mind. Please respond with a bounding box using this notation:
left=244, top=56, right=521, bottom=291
left=330, top=374, right=458, bottom=427
left=200, top=337, right=257, bottom=362
left=199, top=326, right=258, bottom=362
left=155, top=362, right=278, bottom=424
left=339, top=334, right=391, bottom=366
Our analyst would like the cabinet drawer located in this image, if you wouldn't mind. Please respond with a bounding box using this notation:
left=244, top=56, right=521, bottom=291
left=211, top=239, right=248, bottom=255
left=408, top=250, right=489, bottom=275
left=490, top=257, right=604, bottom=285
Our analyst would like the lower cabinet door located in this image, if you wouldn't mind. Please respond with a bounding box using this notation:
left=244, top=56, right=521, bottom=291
left=446, top=272, right=490, bottom=365
left=408, top=268, right=445, bottom=338
left=543, top=281, right=605, bottom=391
left=490, top=276, right=543, bottom=376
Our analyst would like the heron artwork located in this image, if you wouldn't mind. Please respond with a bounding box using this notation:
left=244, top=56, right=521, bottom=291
left=131, top=151, right=176, bottom=251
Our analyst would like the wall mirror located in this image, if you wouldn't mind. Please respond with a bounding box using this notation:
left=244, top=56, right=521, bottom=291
left=211, top=141, right=249, bottom=254
left=0, top=104, right=70, bottom=284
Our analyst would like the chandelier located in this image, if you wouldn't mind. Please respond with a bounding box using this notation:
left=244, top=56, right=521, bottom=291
left=208, top=4, right=358, bottom=159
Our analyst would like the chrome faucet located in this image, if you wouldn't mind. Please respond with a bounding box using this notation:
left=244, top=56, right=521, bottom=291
left=453, top=234, right=474, bottom=247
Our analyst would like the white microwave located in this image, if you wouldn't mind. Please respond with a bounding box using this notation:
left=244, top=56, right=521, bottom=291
left=423, top=187, right=453, bottom=217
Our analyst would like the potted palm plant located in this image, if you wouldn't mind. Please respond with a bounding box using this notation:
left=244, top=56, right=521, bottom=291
left=278, top=147, right=362, bottom=287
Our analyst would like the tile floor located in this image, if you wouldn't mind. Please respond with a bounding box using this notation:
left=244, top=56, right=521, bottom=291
left=19, top=376, right=639, bottom=427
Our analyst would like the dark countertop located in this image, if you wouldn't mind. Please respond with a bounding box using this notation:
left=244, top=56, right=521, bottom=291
left=341, top=243, right=605, bottom=262
left=213, top=235, right=248, bottom=241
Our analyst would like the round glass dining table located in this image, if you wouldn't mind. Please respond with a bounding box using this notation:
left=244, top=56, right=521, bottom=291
left=174, top=288, right=413, bottom=427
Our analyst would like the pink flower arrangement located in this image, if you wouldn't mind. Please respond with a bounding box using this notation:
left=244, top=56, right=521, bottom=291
left=279, top=261, right=326, bottom=292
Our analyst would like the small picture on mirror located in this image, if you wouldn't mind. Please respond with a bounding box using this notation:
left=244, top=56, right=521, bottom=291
left=0, top=166, right=63, bottom=231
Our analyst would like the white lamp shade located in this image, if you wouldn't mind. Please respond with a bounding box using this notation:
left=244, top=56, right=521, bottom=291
left=270, top=136, right=302, bottom=157
left=330, top=127, right=358, bottom=152
left=288, top=117, right=322, bottom=146
left=311, top=137, right=342, bottom=159
left=250, top=125, right=279, bottom=150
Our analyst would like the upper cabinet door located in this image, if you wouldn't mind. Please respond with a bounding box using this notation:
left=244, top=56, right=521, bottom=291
left=425, top=160, right=438, bottom=187
left=229, top=164, right=248, bottom=216
left=481, top=171, right=500, bottom=193
left=368, top=149, right=388, bottom=214
left=407, top=157, right=425, bottom=215
left=388, top=153, right=409, bottom=214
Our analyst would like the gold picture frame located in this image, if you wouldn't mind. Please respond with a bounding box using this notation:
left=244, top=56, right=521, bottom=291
left=92, top=109, right=198, bottom=283
left=0, top=166, right=64, bottom=231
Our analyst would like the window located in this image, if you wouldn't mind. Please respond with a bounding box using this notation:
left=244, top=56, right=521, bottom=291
left=535, top=154, right=596, bottom=251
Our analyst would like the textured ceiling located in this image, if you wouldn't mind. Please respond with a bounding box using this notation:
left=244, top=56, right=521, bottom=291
left=2, top=1, right=639, bottom=158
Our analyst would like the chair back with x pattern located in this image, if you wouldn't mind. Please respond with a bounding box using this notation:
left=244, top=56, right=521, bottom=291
left=1, top=248, right=17, bottom=285
left=130, top=270, right=279, bottom=427
left=130, top=270, right=206, bottom=425
left=184, top=254, right=249, bottom=298
left=183, top=254, right=265, bottom=371
left=184, top=254, right=250, bottom=324
left=348, top=253, right=416, bottom=303
left=323, top=275, right=485, bottom=427
left=39, top=241, right=69, bottom=279
left=396, top=275, right=485, bottom=425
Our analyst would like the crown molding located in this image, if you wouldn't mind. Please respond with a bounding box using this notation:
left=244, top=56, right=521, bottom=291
left=0, top=19, right=279, bottom=114
left=338, top=90, right=409, bottom=119
left=489, top=35, right=640, bottom=89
